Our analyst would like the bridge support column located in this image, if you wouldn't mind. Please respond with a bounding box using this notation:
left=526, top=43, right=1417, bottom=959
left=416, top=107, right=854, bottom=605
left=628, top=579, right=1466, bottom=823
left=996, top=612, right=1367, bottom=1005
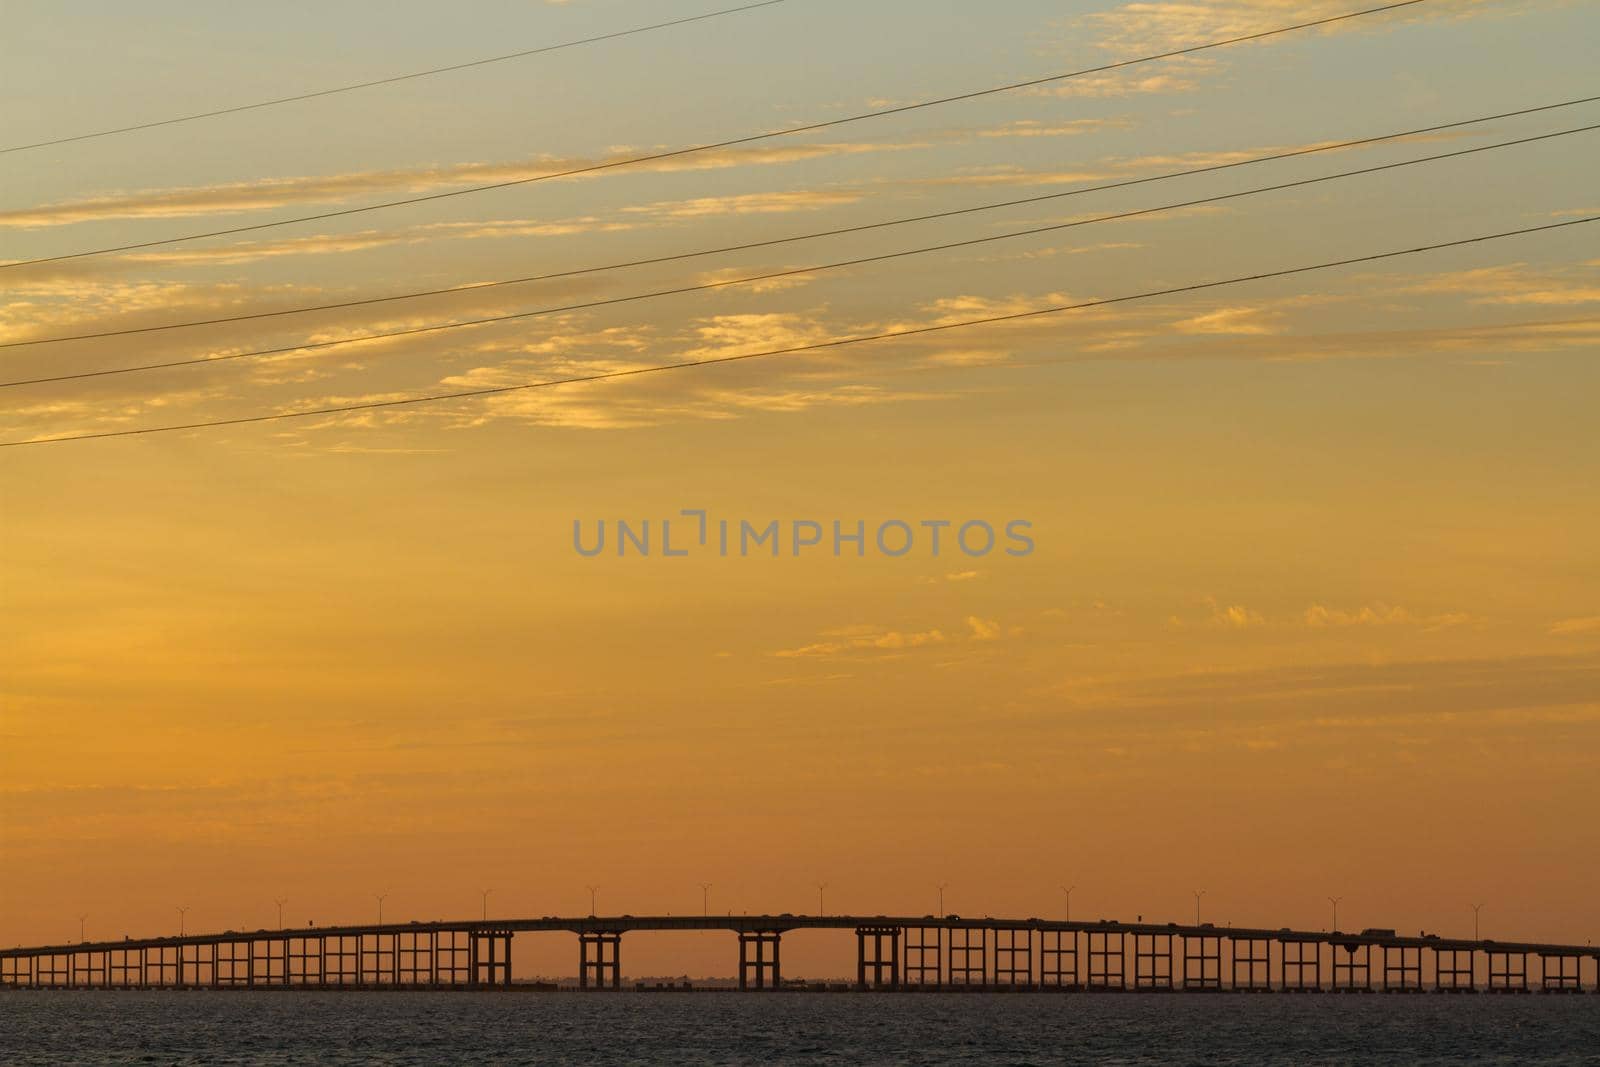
left=217, top=939, right=251, bottom=988
left=856, top=926, right=900, bottom=990
left=996, top=928, right=1032, bottom=989
left=904, top=926, right=943, bottom=988
left=1435, top=947, right=1474, bottom=992
left=1333, top=942, right=1373, bottom=992
left=738, top=932, right=781, bottom=990
left=1488, top=950, right=1528, bottom=993
left=1088, top=929, right=1126, bottom=990
left=472, top=930, right=512, bottom=987
left=1184, top=934, right=1222, bottom=990
left=1383, top=944, right=1422, bottom=992
left=1281, top=938, right=1322, bottom=991
left=1133, top=933, right=1173, bottom=990
left=1041, top=930, right=1079, bottom=989
left=579, top=932, right=621, bottom=991
left=1543, top=953, right=1582, bottom=993
left=1231, top=937, right=1270, bottom=992
left=948, top=927, right=986, bottom=988
left=436, top=930, right=473, bottom=988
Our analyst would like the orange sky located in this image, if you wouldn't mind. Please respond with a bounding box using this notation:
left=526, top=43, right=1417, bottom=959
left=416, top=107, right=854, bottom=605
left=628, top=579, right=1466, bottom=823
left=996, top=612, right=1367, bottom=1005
left=1, top=0, right=1597, bottom=971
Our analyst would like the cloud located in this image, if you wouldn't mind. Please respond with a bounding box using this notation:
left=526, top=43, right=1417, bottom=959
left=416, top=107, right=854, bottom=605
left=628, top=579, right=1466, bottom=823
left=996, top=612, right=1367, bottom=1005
left=119, top=216, right=639, bottom=266
left=1208, top=600, right=1265, bottom=629
left=774, top=628, right=948, bottom=659
left=1304, top=603, right=1475, bottom=631
left=1176, top=305, right=1282, bottom=335
left=623, top=189, right=863, bottom=219
left=0, top=142, right=924, bottom=230
left=1035, top=60, right=1213, bottom=99
left=677, top=311, right=833, bottom=359
left=1406, top=263, right=1600, bottom=307
left=1040, top=0, right=1505, bottom=102
left=694, top=267, right=817, bottom=294
left=977, top=118, right=1133, bottom=138
left=967, top=616, right=1002, bottom=640
left=1549, top=616, right=1600, bottom=636
left=1068, top=0, right=1493, bottom=57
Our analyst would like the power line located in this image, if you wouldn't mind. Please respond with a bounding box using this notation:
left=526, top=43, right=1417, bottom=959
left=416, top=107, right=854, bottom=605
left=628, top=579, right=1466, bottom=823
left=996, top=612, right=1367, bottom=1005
left=9, top=93, right=1592, bottom=351
left=5, top=216, right=1590, bottom=448
left=0, top=0, right=1431, bottom=271
left=8, top=122, right=1589, bottom=390
left=0, top=1, right=790, bottom=155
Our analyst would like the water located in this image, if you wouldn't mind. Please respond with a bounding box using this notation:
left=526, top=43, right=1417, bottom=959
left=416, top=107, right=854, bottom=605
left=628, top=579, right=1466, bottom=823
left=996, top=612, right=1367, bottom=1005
left=2, top=992, right=1596, bottom=1065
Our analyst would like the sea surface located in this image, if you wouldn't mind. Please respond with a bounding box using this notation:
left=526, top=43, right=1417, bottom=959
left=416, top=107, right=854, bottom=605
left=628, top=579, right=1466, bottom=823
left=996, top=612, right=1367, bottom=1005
left=1, top=991, right=1597, bottom=1065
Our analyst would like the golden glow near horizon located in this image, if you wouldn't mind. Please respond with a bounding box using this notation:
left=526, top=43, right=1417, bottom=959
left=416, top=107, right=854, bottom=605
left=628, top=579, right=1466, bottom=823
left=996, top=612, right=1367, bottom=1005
left=1, top=0, right=1597, bottom=971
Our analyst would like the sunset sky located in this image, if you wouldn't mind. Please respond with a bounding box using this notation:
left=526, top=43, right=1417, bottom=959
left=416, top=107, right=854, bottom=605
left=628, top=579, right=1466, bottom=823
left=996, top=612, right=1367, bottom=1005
left=1, top=0, right=1597, bottom=975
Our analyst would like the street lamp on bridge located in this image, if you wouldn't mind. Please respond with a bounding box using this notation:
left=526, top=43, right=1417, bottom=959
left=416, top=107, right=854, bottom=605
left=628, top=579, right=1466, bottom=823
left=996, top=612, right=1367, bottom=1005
left=1472, top=902, right=1485, bottom=940
left=176, top=906, right=189, bottom=937
left=700, top=883, right=712, bottom=917
left=375, top=894, right=387, bottom=925
left=586, top=885, right=599, bottom=917
left=273, top=898, right=287, bottom=929
left=816, top=882, right=828, bottom=917
left=1060, top=885, right=1075, bottom=922
left=1328, top=896, right=1343, bottom=933
left=480, top=889, right=492, bottom=922
left=1193, top=890, right=1207, bottom=925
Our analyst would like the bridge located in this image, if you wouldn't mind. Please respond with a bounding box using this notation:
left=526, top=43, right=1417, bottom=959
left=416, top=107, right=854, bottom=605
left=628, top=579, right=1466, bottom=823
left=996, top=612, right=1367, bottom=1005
left=3, top=915, right=1597, bottom=993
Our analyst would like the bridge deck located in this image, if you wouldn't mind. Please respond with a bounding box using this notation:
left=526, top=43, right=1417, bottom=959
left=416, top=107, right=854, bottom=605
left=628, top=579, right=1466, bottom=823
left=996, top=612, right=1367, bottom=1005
left=4, top=915, right=1595, bottom=993
left=4, top=915, right=1596, bottom=960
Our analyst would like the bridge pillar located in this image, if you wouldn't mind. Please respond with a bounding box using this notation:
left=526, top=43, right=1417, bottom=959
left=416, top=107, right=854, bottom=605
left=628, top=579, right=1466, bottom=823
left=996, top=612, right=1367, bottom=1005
left=856, top=926, right=899, bottom=990
left=948, top=927, right=986, bottom=988
left=396, top=931, right=430, bottom=988
left=179, top=943, right=199, bottom=989
left=1488, top=950, right=1528, bottom=993
left=1041, top=930, right=1080, bottom=989
left=996, top=928, right=1032, bottom=989
left=1332, top=941, right=1373, bottom=992
left=325, top=935, right=358, bottom=987
left=1281, top=938, right=1322, bottom=992
left=1435, top=947, right=1474, bottom=992
left=904, top=926, right=943, bottom=988
left=435, top=930, right=473, bottom=988
left=109, top=948, right=131, bottom=989
left=1542, top=953, right=1583, bottom=993
left=217, top=939, right=251, bottom=988
left=1087, top=929, right=1126, bottom=990
left=579, top=932, right=621, bottom=991
left=1133, top=933, right=1173, bottom=990
left=1383, top=944, right=1422, bottom=993
left=1183, top=934, right=1222, bottom=991
left=1231, top=937, right=1270, bottom=992
left=472, top=930, right=513, bottom=987
left=737, top=932, right=781, bottom=990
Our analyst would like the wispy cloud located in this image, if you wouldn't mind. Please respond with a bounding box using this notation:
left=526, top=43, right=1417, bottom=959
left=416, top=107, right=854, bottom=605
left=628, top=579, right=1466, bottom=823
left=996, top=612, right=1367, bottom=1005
left=623, top=189, right=863, bottom=219
left=1405, top=263, right=1600, bottom=307
left=774, top=627, right=949, bottom=659
left=0, top=142, right=926, bottom=230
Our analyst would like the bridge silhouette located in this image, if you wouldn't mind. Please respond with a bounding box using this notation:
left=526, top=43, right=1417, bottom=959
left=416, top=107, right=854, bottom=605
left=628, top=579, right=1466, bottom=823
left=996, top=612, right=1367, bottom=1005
left=4, top=915, right=1596, bottom=993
